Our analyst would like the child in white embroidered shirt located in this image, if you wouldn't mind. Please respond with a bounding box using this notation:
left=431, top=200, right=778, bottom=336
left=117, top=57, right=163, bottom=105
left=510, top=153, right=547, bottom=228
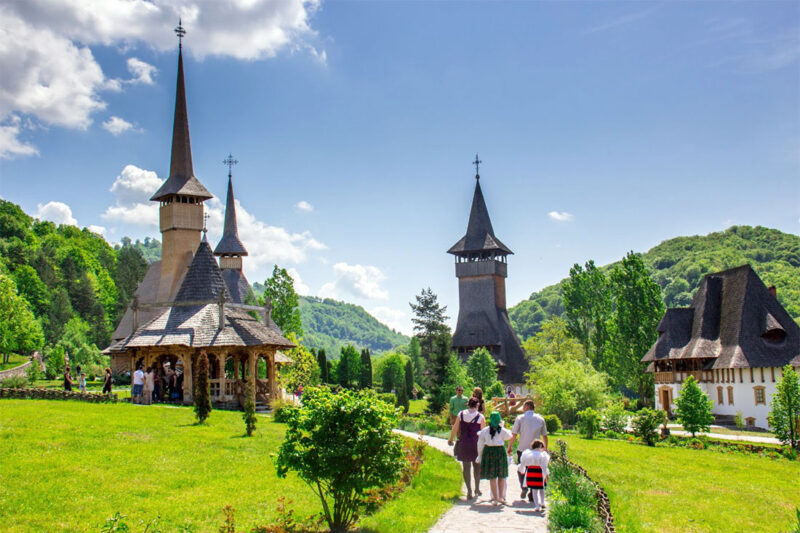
left=517, top=439, right=550, bottom=511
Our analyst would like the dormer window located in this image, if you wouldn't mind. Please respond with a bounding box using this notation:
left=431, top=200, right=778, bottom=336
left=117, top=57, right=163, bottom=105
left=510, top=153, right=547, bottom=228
left=762, top=312, right=786, bottom=344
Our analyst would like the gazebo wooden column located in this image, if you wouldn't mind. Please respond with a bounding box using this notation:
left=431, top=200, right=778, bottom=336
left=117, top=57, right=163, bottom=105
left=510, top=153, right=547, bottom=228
left=248, top=349, right=257, bottom=406
left=182, top=349, right=194, bottom=404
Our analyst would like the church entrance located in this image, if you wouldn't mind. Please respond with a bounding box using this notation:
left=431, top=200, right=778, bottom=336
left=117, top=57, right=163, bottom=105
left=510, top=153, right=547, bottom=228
left=660, top=388, right=672, bottom=416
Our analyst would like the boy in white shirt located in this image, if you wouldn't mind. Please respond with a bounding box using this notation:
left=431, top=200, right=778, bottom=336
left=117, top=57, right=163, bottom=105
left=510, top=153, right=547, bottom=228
left=517, top=439, right=550, bottom=511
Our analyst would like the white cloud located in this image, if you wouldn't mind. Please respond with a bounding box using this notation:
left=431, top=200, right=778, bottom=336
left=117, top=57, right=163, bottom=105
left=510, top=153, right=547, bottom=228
left=286, top=267, right=310, bottom=295
left=0, top=117, right=38, bottom=158
left=318, top=263, right=389, bottom=301
left=369, top=306, right=411, bottom=336
left=295, top=200, right=313, bottom=212
left=0, top=1, right=324, bottom=156
left=87, top=224, right=107, bottom=236
left=102, top=116, right=135, bottom=136
left=36, top=201, right=78, bottom=226
left=101, top=164, right=163, bottom=227
left=548, top=211, right=574, bottom=222
left=127, top=57, right=157, bottom=85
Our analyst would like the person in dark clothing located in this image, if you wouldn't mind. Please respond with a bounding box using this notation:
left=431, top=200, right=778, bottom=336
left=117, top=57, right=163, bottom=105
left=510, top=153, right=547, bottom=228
left=64, top=369, right=73, bottom=391
left=448, top=397, right=487, bottom=499
left=102, top=368, right=113, bottom=394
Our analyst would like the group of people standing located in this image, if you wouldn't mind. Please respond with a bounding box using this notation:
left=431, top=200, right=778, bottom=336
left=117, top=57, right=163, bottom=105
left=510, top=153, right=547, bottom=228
left=447, top=386, right=550, bottom=511
left=131, top=364, right=182, bottom=405
left=62, top=365, right=114, bottom=395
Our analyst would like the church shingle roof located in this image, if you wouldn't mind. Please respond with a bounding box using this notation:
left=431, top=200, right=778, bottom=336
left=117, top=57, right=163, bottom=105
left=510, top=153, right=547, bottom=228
left=448, top=179, right=512, bottom=255
left=175, top=240, right=231, bottom=302
left=642, top=265, right=800, bottom=369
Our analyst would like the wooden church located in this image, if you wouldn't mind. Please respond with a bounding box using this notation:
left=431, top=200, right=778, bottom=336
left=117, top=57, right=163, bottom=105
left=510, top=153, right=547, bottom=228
left=448, top=159, right=528, bottom=386
left=105, top=27, right=293, bottom=409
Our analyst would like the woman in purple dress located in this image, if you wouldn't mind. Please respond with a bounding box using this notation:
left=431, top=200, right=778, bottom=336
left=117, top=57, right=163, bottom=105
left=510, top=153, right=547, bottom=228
left=448, top=397, right=486, bottom=499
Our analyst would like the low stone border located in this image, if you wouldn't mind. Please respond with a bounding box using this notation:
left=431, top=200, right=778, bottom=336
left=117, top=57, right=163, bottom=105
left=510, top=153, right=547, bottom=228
left=0, top=387, right=118, bottom=403
left=553, top=442, right=615, bottom=533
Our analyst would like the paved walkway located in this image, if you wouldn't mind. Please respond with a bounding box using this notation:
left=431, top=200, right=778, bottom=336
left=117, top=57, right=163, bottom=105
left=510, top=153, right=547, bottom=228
left=665, top=425, right=779, bottom=445
left=395, top=430, right=547, bottom=533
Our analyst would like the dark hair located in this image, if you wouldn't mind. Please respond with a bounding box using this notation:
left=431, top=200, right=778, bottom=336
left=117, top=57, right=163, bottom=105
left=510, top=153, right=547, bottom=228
left=531, top=439, right=545, bottom=450
left=524, top=400, right=535, bottom=410
left=105, top=367, right=111, bottom=374
left=473, top=387, right=483, bottom=400
left=488, top=412, right=502, bottom=438
left=468, top=397, right=478, bottom=408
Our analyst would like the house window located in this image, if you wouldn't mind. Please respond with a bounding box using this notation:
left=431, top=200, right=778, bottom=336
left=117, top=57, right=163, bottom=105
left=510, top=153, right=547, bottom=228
left=745, top=417, right=755, bottom=426
left=753, top=386, right=766, bottom=405
left=727, top=386, right=734, bottom=405
left=717, top=386, right=724, bottom=404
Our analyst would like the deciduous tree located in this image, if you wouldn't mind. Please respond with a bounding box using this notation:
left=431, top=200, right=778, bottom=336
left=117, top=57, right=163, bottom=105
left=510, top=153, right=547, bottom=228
left=769, top=365, right=800, bottom=450
left=0, top=275, right=44, bottom=365
left=262, top=265, right=303, bottom=337
left=466, top=347, right=497, bottom=392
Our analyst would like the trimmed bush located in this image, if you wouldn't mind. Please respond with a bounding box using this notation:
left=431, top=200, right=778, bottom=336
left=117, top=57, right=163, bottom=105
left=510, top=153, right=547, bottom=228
left=377, top=392, right=396, bottom=405
left=631, top=408, right=667, bottom=446
left=577, top=407, right=601, bottom=439
left=544, top=414, right=562, bottom=435
left=0, top=376, right=28, bottom=388
left=601, top=402, right=628, bottom=433
left=272, top=398, right=297, bottom=423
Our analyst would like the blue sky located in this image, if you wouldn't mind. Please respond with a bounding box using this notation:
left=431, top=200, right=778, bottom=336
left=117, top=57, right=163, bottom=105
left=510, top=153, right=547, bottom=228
left=1, top=1, right=798, bottom=335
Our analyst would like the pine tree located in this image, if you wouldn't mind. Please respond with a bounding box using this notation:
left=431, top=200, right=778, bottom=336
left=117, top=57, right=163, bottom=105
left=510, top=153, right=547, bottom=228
left=194, top=351, right=212, bottom=424
left=317, top=348, right=329, bottom=383
left=466, top=347, right=498, bottom=392
left=359, top=348, right=373, bottom=389
left=337, top=345, right=361, bottom=388
left=675, top=375, right=713, bottom=437
left=409, top=288, right=450, bottom=383
left=426, top=331, right=455, bottom=413
left=242, top=375, right=257, bottom=436
left=407, top=336, right=424, bottom=385
left=769, top=365, right=800, bottom=450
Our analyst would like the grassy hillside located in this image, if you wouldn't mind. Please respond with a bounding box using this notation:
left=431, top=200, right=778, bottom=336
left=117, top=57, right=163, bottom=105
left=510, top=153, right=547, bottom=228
left=298, top=296, right=409, bottom=356
left=510, top=226, right=800, bottom=340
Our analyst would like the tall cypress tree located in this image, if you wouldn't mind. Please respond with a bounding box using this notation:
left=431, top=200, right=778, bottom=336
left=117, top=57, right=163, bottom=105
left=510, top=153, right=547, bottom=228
left=317, top=348, right=329, bottom=383
left=404, top=359, right=414, bottom=400
left=360, top=348, right=373, bottom=389
left=194, top=351, right=212, bottom=424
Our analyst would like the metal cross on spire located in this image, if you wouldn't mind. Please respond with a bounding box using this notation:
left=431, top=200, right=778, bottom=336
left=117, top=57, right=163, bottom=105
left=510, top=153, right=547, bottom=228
left=223, top=153, right=238, bottom=178
left=174, top=19, right=186, bottom=49
left=202, top=212, right=209, bottom=240
left=473, top=154, right=482, bottom=180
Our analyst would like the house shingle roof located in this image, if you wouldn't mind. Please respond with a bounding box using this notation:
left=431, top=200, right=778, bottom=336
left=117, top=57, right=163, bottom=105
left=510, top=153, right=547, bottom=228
left=642, top=265, right=800, bottom=369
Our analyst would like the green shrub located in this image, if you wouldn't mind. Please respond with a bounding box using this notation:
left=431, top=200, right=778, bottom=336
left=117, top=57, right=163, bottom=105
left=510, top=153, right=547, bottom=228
left=0, top=376, right=28, bottom=388
left=631, top=408, right=667, bottom=446
left=688, top=437, right=707, bottom=450
left=601, top=402, right=628, bottom=433
left=275, top=387, right=405, bottom=532
left=548, top=502, right=601, bottom=531
left=377, top=392, right=396, bottom=405
left=577, top=407, right=601, bottom=439
left=242, top=377, right=257, bottom=436
left=544, top=414, right=562, bottom=435
left=272, top=398, right=298, bottom=423
left=485, top=380, right=505, bottom=400
left=603, top=430, right=622, bottom=440
left=734, top=411, right=745, bottom=430
left=26, top=361, right=42, bottom=384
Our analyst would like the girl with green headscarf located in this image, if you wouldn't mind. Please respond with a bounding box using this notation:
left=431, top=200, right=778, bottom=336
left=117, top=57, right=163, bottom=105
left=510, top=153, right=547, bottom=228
left=476, top=411, right=513, bottom=504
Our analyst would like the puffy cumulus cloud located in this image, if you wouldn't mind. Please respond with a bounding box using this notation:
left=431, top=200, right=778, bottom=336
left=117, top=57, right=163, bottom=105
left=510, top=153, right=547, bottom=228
left=0, top=117, right=38, bottom=159
left=87, top=224, right=108, bottom=236
left=102, top=116, right=136, bottom=136
left=204, top=197, right=326, bottom=278
left=127, top=57, right=157, bottom=85
left=369, top=306, right=411, bottom=336
left=295, top=200, right=313, bottom=212
left=318, top=263, right=389, bottom=301
left=36, top=201, right=78, bottom=226
left=101, top=164, right=163, bottom=227
left=1, top=0, right=324, bottom=155
left=286, top=267, right=310, bottom=295
left=548, top=211, right=574, bottom=222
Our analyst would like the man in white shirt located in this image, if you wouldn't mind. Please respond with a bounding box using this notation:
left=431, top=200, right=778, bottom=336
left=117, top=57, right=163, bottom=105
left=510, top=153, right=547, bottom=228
left=132, top=366, right=145, bottom=404
left=507, top=400, right=548, bottom=498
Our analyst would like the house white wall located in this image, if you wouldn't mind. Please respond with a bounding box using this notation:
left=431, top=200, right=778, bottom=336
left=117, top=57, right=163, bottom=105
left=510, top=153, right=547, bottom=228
left=655, top=366, right=787, bottom=429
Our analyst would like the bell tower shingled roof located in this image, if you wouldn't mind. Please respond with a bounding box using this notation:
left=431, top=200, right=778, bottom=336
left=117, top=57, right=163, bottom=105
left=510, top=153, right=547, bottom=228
left=447, top=174, right=513, bottom=255
left=150, top=46, right=212, bottom=201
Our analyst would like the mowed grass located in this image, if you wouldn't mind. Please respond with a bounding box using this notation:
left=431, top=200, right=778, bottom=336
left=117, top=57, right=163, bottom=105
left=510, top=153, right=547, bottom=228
left=33, top=378, right=132, bottom=399
left=0, top=354, right=28, bottom=372
left=407, top=399, right=426, bottom=415
left=0, top=400, right=461, bottom=532
left=558, top=434, right=800, bottom=533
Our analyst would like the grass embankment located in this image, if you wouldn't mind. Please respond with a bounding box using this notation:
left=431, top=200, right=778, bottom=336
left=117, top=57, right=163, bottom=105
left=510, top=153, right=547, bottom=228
left=559, top=434, right=800, bottom=533
left=0, top=400, right=461, bottom=532
left=0, top=354, right=27, bottom=372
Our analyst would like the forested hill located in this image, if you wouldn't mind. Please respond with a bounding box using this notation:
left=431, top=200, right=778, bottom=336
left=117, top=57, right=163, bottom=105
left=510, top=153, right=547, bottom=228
left=252, top=283, right=409, bottom=356
left=510, top=226, right=800, bottom=340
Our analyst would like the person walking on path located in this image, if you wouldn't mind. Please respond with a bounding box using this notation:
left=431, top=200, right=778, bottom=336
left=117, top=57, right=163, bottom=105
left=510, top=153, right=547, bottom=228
left=132, top=365, right=145, bottom=404
left=78, top=372, right=87, bottom=394
left=472, top=387, right=485, bottom=414
left=448, top=397, right=486, bottom=500
left=448, top=385, right=468, bottom=425
left=477, top=412, right=513, bottom=505
left=143, top=366, right=154, bottom=405
left=518, top=439, right=550, bottom=512
left=63, top=369, right=73, bottom=392
left=508, top=400, right=548, bottom=498
left=102, top=368, right=113, bottom=395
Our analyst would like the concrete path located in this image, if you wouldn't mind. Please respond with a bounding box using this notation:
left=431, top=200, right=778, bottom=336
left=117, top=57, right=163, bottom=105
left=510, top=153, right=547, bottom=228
left=665, top=425, right=779, bottom=445
left=395, top=430, right=547, bottom=533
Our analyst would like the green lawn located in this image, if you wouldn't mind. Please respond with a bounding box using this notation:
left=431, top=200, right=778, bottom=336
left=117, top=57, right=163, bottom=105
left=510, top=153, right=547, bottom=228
left=559, top=434, right=800, bottom=533
left=407, top=399, right=426, bottom=415
left=0, top=400, right=461, bottom=532
left=32, top=378, right=131, bottom=399
left=0, top=354, right=28, bottom=372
